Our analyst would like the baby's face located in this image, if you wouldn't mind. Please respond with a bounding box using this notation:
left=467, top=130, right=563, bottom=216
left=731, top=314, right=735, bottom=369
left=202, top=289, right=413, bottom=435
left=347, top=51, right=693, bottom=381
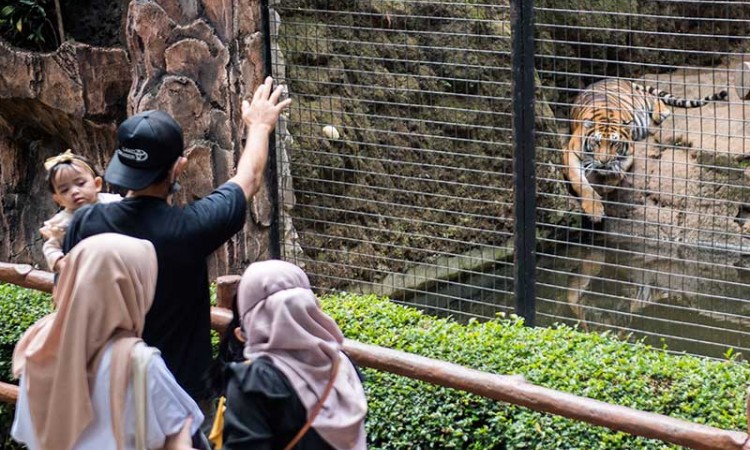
left=52, top=164, right=102, bottom=211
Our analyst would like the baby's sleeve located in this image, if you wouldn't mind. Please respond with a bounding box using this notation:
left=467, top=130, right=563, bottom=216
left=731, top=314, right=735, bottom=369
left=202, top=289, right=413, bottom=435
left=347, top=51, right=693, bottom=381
left=40, top=226, right=65, bottom=272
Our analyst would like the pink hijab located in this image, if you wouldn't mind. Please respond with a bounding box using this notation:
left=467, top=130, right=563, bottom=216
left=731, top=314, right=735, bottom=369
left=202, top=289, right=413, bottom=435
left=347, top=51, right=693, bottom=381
left=237, top=260, right=368, bottom=450
left=12, top=233, right=158, bottom=450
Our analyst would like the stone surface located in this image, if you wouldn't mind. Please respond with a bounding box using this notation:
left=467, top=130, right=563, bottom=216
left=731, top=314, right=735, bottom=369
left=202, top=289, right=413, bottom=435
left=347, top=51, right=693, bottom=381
left=536, top=0, right=750, bottom=111
left=126, top=0, right=298, bottom=275
left=181, top=142, right=216, bottom=199
left=0, top=0, right=300, bottom=276
left=0, top=41, right=129, bottom=266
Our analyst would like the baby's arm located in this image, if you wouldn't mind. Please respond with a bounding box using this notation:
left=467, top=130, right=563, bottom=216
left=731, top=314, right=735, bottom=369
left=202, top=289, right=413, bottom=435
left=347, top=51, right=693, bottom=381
left=40, top=227, right=65, bottom=272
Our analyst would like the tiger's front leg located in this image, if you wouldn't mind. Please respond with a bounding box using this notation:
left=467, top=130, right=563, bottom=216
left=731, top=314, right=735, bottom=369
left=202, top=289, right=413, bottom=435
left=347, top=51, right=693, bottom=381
left=563, top=144, right=605, bottom=222
left=650, top=99, right=671, bottom=126
left=620, top=152, right=634, bottom=177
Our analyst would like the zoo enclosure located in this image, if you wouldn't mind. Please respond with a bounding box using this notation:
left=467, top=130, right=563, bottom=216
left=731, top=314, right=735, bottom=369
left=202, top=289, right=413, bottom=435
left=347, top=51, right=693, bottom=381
left=268, top=0, right=750, bottom=359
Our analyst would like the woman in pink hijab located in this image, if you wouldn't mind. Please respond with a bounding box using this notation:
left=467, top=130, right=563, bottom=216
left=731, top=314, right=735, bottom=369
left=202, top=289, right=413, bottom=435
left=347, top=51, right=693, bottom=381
left=223, top=260, right=368, bottom=450
left=11, top=233, right=203, bottom=450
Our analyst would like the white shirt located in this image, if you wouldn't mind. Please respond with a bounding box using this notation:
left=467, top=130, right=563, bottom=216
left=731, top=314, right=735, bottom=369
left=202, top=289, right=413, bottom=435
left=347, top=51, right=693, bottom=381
left=11, top=343, right=204, bottom=450
left=40, top=192, right=122, bottom=271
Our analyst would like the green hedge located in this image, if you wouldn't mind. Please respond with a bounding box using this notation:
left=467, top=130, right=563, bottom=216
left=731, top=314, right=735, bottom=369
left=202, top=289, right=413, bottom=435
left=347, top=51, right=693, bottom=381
left=321, top=293, right=750, bottom=450
left=0, top=284, right=53, bottom=381
left=0, top=283, right=53, bottom=449
left=2, top=284, right=750, bottom=449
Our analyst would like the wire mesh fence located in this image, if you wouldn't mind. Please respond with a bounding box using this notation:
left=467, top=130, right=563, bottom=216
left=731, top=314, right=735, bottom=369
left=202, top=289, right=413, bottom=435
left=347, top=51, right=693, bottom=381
left=534, top=1, right=750, bottom=359
left=269, top=0, right=750, bottom=359
left=270, top=0, right=518, bottom=321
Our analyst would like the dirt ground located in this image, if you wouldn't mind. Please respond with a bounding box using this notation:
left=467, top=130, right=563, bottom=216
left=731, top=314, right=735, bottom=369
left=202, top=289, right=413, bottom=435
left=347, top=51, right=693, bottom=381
left=594, top=60, right=750, bottom=255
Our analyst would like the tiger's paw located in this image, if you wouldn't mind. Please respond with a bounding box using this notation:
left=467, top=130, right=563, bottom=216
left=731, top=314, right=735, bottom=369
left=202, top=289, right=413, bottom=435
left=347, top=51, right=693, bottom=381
left=581, top=199, right=605, bottom=223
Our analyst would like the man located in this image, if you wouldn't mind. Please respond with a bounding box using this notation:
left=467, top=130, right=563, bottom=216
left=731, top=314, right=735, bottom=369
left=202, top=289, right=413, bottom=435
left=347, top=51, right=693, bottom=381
left=63, top=76, right=292, bottom=405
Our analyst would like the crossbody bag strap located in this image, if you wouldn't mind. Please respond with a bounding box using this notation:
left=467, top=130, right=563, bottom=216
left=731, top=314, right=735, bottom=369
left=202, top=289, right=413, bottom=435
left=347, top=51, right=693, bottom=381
left=283, top=355, right=342, bottom=450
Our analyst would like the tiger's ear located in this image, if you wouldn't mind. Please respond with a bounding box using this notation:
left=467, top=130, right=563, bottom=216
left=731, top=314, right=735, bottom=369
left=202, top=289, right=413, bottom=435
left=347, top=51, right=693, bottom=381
left=583, top=119, right=595, bottom=129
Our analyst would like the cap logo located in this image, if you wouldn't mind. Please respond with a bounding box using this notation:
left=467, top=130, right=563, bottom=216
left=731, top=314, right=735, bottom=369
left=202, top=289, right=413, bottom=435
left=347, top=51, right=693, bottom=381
left=118, top=147, right=149, bottom=162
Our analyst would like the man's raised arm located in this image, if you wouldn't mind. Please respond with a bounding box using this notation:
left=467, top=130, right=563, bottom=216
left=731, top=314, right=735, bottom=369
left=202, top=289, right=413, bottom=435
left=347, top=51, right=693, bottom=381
left=229, top=76, right=293, bottom=200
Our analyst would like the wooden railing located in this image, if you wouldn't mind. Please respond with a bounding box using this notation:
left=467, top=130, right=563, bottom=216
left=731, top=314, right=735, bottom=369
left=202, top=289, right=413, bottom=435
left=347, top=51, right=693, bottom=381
left=2, top=263, right=750, bottom=450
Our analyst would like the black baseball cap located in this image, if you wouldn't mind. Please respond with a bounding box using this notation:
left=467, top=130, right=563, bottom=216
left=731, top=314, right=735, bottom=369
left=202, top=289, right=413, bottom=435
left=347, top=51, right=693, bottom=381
left=105, top=110, right=184, bottom=191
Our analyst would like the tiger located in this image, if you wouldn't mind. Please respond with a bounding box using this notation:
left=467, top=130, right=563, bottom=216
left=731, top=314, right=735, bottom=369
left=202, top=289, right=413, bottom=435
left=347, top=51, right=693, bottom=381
left=564, top=78, right=728, bottom=222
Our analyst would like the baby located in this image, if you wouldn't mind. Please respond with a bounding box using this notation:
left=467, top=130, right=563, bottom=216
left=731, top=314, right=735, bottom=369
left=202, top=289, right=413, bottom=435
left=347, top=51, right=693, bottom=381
left=40, top=150, right=121, bottom=272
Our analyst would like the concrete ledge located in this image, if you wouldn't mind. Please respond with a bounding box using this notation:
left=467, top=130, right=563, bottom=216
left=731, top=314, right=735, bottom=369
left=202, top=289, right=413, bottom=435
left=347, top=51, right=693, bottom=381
left=347, top=244, right=514, bottom=299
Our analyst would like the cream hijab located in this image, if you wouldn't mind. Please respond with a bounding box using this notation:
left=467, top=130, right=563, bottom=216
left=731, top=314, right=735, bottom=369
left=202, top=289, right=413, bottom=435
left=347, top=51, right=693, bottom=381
left=237, top=260, right=368, bottom=450
left=12, top=233, right=158, bottom=450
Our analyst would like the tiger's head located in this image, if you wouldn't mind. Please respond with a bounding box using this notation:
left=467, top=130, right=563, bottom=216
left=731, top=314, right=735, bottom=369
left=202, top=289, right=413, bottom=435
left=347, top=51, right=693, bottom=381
left=579, top=116, right=633, bottom=178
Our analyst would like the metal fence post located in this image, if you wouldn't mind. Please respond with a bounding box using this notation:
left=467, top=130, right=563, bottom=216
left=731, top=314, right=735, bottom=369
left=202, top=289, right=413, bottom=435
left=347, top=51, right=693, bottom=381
left=261, top=0, right=281, bottom=260
left=511, top=0, right=536, bottom=326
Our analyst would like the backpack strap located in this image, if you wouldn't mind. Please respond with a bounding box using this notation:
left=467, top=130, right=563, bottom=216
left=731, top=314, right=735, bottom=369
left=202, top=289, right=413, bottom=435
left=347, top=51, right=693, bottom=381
left=209, top=360, right=253, bottom=449
left=208, top=395, right=227, bottom=449
left=283, top=355, right=342, bottom=450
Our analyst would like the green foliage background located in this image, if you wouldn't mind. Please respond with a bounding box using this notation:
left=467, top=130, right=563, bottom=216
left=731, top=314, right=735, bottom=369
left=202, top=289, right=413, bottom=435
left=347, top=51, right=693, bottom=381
left=322, top=293, right=750, bottom=449
left=2, top=284, right=750, bottom=449
left=0, top=0, right=58, bottom=50
left=0, top=283, right=52, bottom=449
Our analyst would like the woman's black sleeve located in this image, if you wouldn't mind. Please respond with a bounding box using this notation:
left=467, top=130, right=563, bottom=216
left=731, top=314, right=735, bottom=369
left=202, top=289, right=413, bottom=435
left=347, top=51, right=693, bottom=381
left=222, top=373, right=275, bottom=450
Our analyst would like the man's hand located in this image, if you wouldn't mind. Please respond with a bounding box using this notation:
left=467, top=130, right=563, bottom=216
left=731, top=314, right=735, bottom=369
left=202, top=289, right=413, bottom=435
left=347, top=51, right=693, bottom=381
left=230, top=76, right=293, bottom=199
left=242, top=76, right=292, bottom=135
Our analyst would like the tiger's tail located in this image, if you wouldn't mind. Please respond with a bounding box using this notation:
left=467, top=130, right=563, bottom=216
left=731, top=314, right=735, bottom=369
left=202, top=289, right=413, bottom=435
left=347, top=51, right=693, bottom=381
left=634, top=82, right=728, bottom=108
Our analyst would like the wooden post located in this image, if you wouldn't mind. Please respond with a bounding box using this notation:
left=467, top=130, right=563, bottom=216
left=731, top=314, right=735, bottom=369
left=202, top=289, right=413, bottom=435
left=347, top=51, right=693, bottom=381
left=216, top=275, right=241, bottom=309
left=210, top=306, right=232, bottom=335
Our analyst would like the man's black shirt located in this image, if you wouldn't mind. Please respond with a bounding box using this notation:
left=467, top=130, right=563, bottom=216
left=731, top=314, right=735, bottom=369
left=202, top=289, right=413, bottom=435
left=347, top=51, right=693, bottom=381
left=63, top=183, right=247, bottom=400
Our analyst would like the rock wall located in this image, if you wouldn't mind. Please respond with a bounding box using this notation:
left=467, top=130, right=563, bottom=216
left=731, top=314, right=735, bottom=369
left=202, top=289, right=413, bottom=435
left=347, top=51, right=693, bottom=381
left=0, top=41, right=130, bottom=265
left=0, top=0, right=295, bottom=275
left=124, top=0, right=273, bottom=275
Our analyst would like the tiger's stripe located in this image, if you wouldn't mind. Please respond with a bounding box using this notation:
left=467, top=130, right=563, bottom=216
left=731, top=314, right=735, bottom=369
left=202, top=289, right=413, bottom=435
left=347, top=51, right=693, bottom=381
left=637, top=83, right=729, bottom=108
left=564, top=78, right=727, bottom=222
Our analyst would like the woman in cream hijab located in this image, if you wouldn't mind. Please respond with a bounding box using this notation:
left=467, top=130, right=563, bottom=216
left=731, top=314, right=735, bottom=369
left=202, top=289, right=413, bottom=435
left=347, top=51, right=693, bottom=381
left=11, top=233, right=203, bottom=450
left=222, top=259, right=368, bottom=450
